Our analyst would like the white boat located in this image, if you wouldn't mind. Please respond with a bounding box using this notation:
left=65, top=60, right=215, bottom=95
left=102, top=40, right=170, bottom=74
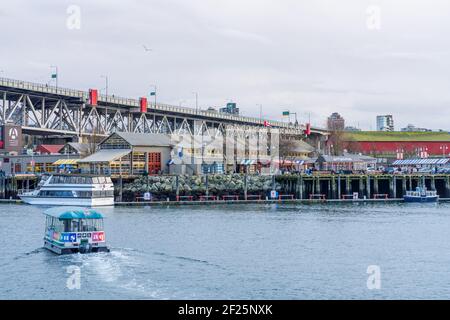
left=19, top=174, right=115, bottom=206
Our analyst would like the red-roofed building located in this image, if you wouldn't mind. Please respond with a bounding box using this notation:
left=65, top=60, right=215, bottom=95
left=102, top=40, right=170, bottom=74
left=34, top=144, right=64, bottom=155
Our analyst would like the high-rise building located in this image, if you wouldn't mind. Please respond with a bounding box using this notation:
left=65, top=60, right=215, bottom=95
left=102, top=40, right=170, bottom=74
left=219, top=102, right=239, bottom=115
left=327, top=112, right=345, bottom=131
left=376, top=115, right=394, bottom=131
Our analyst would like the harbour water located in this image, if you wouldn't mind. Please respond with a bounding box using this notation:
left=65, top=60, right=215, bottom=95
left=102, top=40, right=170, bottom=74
left=1, top=202, right=450, bottom=299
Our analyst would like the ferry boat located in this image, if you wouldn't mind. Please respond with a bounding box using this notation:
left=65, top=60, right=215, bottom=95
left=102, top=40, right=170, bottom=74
left=19, top=174, right=114, bottom=206
left=404, top=186, right=439, bottom=203
left=43, top=207, right=109, bottom=254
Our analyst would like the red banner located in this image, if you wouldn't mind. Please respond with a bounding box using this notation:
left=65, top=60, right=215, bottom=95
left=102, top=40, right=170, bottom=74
left=140, top=97, right=148, bottom=113
left=89, top=89, right=98, bottom=106
left=305, top=123, right=311, bottom=136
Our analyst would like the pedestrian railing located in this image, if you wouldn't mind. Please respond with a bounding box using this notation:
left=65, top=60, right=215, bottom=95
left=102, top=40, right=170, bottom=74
left=279, top=194, right=295, bottom=200
left=176, top=195, right=194, bottom=201
left=222, top=195, right=239, bottom=201
left=309, top=194, right=326, bottom=200
left=199, top=195, right=217, bottom=201
left=246, top=195, right=262, bottom=201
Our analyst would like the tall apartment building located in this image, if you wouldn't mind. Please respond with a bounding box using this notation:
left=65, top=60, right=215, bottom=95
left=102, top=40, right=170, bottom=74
left=376, top=115, right=394, bottom=131
left=327, top=112, right=345, bottom=131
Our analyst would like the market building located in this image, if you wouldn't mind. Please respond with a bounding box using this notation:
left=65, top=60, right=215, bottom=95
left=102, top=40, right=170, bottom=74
left=78, top=132, right=173, bottom=176
left=342, top=131, right=450, bottom=160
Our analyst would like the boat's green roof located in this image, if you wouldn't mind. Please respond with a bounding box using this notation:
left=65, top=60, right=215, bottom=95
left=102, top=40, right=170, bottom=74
left=43, top=207, right=104, bottom=220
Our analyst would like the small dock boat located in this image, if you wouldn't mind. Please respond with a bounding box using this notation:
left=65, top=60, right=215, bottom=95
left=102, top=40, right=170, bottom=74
left=19, top=174, right=114, bottom=206
left=404, top=187, right=439, bottom=203
left=43, top=207, right=110, bottom=255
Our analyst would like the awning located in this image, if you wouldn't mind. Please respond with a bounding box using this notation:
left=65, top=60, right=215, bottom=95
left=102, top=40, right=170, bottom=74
left=53, top=159, right=79, bottom=165
left=392, top=158, right=450, bottom=166
left=78, top=149, right=131, bottom=163
left=240, top=159, right=256, bottom=165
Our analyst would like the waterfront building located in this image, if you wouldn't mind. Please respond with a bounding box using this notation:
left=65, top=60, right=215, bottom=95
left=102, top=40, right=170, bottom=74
left=60, top=143, right=92, bottom=157
left=376, top=115, right=394, bottom=131
left=0, top=153, right=80, bottom=175
left=34, top=144, right=64, bottom=155
left=342, top=131, right=450, bottom=159
left=78, top=132, right=173, bottom=176
left=327, top=113, right=345, bottom=131
left=315, top=153, right=377, bottom=172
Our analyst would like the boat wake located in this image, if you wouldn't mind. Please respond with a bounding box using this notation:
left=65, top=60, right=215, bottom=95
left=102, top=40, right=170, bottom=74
left=62, top=247, right=164, bottom=299
left=153, top=251, right=225, bottom=269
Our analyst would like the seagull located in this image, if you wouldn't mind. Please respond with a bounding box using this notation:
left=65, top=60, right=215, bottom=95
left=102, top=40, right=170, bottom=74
left=143, top=45, right=153, bottom=52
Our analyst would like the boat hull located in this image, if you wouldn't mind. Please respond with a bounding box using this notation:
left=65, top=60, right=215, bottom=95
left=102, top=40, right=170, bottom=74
left=44, top=239, right=110, bottom=255
left=404, top=196, right=439, bottom=203
left=19, top=196, right=114, bottom=206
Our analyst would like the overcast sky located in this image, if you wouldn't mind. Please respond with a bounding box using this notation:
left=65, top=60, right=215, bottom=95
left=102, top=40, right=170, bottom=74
left=1, top=0, right=450, bottom=130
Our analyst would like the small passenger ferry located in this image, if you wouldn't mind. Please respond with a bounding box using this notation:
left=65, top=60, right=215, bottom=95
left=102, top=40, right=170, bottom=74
left=43, top=207, right=110, bottom=254
left=19, top=174, right=114, bottom=206
left=404, top=186, right=439, bottom=203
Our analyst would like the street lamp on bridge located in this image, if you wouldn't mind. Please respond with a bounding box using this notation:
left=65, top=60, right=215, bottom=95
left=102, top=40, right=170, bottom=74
left=101, top=75, right=109, bottom=101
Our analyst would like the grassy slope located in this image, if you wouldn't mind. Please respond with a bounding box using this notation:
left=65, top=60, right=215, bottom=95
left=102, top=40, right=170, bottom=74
left=344, top=131, right=450, bottom=142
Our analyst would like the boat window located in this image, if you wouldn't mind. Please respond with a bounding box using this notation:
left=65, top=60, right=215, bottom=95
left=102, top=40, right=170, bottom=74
left=39, top=190, right=74, bottom=197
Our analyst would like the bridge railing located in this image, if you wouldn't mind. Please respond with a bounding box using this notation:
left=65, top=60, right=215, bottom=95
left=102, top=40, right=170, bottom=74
left=0, top=77, right=87, bottom=99
left=0, top=77, right=326, bottom=132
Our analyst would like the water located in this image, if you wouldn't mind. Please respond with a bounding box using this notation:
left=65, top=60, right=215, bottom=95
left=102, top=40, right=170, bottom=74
left=1, top=202, right=450, bottom=299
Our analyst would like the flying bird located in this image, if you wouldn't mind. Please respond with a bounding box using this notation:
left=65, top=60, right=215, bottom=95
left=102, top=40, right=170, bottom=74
left=142, top=45, right=153, bottom=52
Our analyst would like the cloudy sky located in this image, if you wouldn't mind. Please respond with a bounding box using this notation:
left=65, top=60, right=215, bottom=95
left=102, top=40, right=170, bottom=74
left=1, top=0, right=450, bottom=130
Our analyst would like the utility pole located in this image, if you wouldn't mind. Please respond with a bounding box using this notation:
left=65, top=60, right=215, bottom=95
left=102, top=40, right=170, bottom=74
left=192, top=92, right=198, bottom=112
left=101, top=75, right=108, bottom=101
left=50, top=65, right=58, bottom=89
left=257, top=104, right=263, bottom=120
left=150, top=85, right=157, bottom=106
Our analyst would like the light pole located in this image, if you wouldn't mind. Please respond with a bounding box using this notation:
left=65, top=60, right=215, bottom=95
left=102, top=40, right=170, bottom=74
left=101, top=75, right=109, bottom=101
left=256, top=104, right=263, bottom=121
left=192, top=92, right=198, bottom=112
left=149, top=85, right=157, bottom=106
left=50, top=65, right=58, bottom=88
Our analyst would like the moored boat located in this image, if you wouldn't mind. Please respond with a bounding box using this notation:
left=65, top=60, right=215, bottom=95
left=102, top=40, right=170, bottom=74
left=404, top=187, right=439, bottom=203
left=19, top=174, right=114, bottom=206
left=43, top=207, right=110, bottom=254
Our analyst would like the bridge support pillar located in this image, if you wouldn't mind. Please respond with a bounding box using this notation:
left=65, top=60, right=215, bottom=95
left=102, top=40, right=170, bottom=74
left=337, top=175, right=341, bottom=199
left=331, top=176, right=336, bottom=199
left=345, top=176, right=350, bottom=195
left=373, top=177, right=378, bottom=198
left=402, top=176, right=407, bottom=197
left=316, top=177, right=321, bottom=195
left=298, top=175, right=303, bottom=200
left=359, top=177, right=364, bottom=199
left=445, top=177, right=450, bottom=198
